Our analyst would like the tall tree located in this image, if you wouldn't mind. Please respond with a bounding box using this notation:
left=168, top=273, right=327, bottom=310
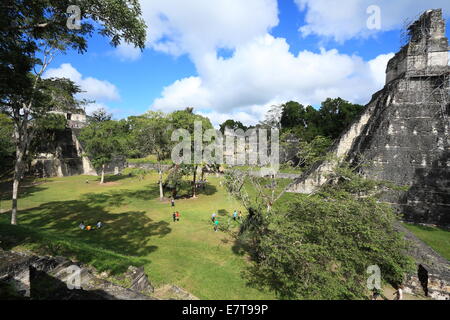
left=168, top=109, right=214, bottom=198
left=89, top=107, right=113, bottom=123
left=0, top=0, right=146, bottom=224
left=133, top=111, right=171, bottom=200
left=225, top=165, right=414, bottom=300
left=79, top=120, right=124, bottom=184
left=260, top=105, right=283, bottom=129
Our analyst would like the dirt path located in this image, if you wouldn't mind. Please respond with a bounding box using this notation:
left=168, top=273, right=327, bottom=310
left=378, top=285, right=428, bottom=300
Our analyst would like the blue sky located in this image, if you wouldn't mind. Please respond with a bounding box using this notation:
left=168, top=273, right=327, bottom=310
left=44, top=0, right=450, bottom=126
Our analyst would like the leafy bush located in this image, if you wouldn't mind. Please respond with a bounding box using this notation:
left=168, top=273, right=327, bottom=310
left=238, top=168, right=414, bottom=300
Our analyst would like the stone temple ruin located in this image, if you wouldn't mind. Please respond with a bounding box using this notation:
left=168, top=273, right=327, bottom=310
left=29, top=109, right=97, bottom=177
left=29, top=109, right=125, bottom=178
left=289, top=9, right=449, bottom=227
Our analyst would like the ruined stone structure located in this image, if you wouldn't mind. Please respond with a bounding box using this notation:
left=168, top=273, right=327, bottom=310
left=0, top=248, right=199, bottom=300
left=29, top=110, right=97, bottom=177
left=288, top=9, right=449, bottom=227
left=29, top=110, right=126, bottom=178
left=0, top=249, right=155, bottom=300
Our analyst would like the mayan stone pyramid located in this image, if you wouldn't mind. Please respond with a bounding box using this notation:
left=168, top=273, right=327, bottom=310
left=289, top=9, right=449, bottom=226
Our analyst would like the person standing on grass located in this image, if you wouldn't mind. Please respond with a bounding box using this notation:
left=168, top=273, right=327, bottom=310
left=211, top=212, right=217, bottom=223
left=171, top=198, right=175, bottom=207
left=172, top=212, right=177, bottom=222
left=233, top=210, right=238, bottom=221
left=238, top=211, right=242, bottom=220
left=214, top=219, right=219, bottom=232
left=176, top=211, right=180, bottom=221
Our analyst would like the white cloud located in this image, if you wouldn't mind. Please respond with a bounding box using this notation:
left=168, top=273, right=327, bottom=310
left=140, top=1, right=405, bottom=124
left=152, top=34, right=394, bottom=121
left=120, top=1, right=444, bottom=125
left=295, top=0, right=450, bottom=42
left=44, top=63, right=120, bottom=115
left=114, top=43, right=143, bottom=61
left=368, top=53, right=395, bottom=86
left=115, top=0, right=278, bottom=60
left=44, top=63, right=120, bottom=102
left=83, top=102, right=110, bottom=115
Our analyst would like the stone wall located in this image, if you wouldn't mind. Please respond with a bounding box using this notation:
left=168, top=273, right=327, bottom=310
left=0, top=249, right=154, bottom=300
left=386, top=9, right=449, bottom=83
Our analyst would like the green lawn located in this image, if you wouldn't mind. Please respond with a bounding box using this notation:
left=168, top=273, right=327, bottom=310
left=0, top=173, right=275, bottom=300
left=403, top=223, right=450, bottom=261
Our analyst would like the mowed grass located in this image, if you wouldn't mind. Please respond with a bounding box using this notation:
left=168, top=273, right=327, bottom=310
left=0, top=173, right=275, bottom=300
left=403, top=223, right=450, bottom=261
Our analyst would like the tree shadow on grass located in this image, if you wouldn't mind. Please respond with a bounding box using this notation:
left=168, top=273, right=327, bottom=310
left=0, top=185, right=172, bottom=274
left=218, top=209, right=229, bottom=217
left=231, top=238, right=252, bottom=257
left=0, top=178, right=49, bottom=201
left=79, top=185, right=162, bottom=208
left=18, top=199, right=170, bottom=256
left=198, top=183, right=218, bottom=196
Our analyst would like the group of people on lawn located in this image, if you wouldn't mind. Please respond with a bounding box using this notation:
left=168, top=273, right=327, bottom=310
left=78, top=197, right=243, bottom=233
left=79, top=220, right=103, bottom=231
left=171, top=198, right=243, bottom=232
left=211, top=210, right=242, bottom=232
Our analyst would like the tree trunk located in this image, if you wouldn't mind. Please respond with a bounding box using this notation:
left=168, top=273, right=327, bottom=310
left=11, top=127, right=26, bottom=225
left=11, top=155, right=22, bottom=225
left=159, top=168, right=164, bottom=200
left=192, top=165, right=198, bottom=198
left=100, top=164, right=105, bottom=184
left=9, top=53, right=51, bottom=225
left=200, top=167, right=206, bottom=190
left=200, top=167, right=205, bottom=181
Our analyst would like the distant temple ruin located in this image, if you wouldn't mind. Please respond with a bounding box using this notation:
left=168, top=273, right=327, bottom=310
left=288, top=9, right=449, bottom=226
left=29, top=109, right=126, bottom=178
left=29, top=109, right=98, bottom=177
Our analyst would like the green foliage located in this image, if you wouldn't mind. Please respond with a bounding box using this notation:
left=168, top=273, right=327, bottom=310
left=0, top=113, right=14, bottom=173
left=168, top=108, right=214, bottom=136
left=239, top=168, right=414, bottom=300
left=130, top=111, right=172, bottom=161
left=1, top=0, right=146, bottom=111
left=34, top=113, right=67, bottom=131
left=79, top=120, right=125, bottom=170
left=127, top=157, right=173, bottom=165
left=219, top=119, right=248, bottom=134
left=296, top=135, right=332, bottom=168
left=164, top=164, right=191, bottom=198
left=280, top=98, right=365, bottom=142
left=89, top=108, right=113, bottom=123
